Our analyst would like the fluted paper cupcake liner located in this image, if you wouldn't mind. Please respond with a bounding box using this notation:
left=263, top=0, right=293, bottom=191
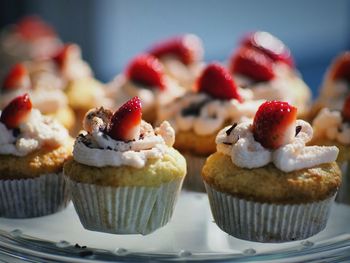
left=67, top=178, right=184, bottom=235
left=204, top=182, right=336, bottom=242
left=0, top=173, right=70, bottom=218
left=182, top=153, right=207, bottom=192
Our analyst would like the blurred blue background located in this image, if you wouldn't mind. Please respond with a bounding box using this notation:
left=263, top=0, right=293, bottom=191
left=1, top=0, right=350, bottom=97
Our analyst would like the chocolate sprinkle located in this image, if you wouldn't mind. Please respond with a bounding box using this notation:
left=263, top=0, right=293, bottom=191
left=12, top=128, right=20, bottom=137
left=181, top=98, right=211, bottom=117
left=223, top=142, right=232, bottom=145
left=226, top=123, right=237, bottom=136
left=295, top=125, right=302, bottom=136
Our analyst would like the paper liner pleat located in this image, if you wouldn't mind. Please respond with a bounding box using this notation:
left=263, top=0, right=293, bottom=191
left=205, top=182, right=335, bottom=242
left=67, top=178, right=183, bottom=235
left=182, top=153, right=207, bottom=192
left=0, top=173, right=70, bottom=218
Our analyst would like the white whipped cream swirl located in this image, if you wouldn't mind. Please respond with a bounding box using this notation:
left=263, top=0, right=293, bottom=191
left=158, top=92, right=263, bottom=136
left=216, top=120, right=339, bottom=172
left=73, top=119, right=175, bottom=169
left=0, top=109, right=69, bottom=156
left=313, top=108, right=350, bottom=145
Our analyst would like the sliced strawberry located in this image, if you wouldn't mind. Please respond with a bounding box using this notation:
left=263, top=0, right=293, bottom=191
left=241, top=31, right=294, bottom=67
left=2, top=63, right=30, bottom=91
left=149, top=34, right=203, bottom=65
left=197, top=63, right=242, bottom=102
left=16, top=16, right=56, bottom=41
left=0, top=93, right=32, bottom=129
left=53, top=43, right=80, bottom=68
left=126, top=54, right=166, bottom=90
left=230, top=47, right=276, bottom=82
left=253, top=101, right=297, bottom=149
left=328, top=52, right=350, bottom=82
left=107, top=97, right=142, bottom=141
left=342, top=95, right=350, bottom=122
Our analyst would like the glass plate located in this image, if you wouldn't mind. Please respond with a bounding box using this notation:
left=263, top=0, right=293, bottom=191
left=0, top=191, right=350, bottom=262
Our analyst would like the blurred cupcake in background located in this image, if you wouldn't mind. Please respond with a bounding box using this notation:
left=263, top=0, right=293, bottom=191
left=0, top=62, right=75, bottom=132
left=107, top=53, right=186, bottom=124
left=228, top=31, right=311, bottom=118
left=0, top=16, right=62, bottom=78
left=311, top=95, right=350, bottom=203
left=52, top=43, right=113, bottom=133
left=148, top=34, right=205, bottom=90
left=311, top=51, right=350, bottom=119
left=0, top=94, right=73, bottom=218
left=157, top=62, right=263, bottom=191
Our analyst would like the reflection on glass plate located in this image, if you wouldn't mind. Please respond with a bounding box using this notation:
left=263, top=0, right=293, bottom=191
left=0, top=191, right=349, bottom=262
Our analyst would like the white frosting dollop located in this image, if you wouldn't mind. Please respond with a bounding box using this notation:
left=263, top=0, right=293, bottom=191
left=73, top=115, right=176, bottom=168
left=158, top=92, right=263, bottom=136
left=0, top=109, right=69, bottom=156
left=216, top=120, right=339, bottom=172
left=313, top=108, right=350, bottom=145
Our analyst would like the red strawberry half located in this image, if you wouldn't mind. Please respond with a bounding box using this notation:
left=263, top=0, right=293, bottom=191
left=342, top=95, right=350, bottom=122
left=241, top=31, right=294, bottom=67
left=2, top=63, right=30, bottom=91
left=253, top=101, right=297, bottom=149
left=0, top=93, right=32, bottom=129
left=197, top=63, right=242, bottom=102
left=108, top=97, right=142, bottom=141
left=329, top=52, right=350, bottom=82
left=53, top=43, right=80, bottom=68
left=126, top=54, right=166, bottom=90
left=230, top=47, right=276, bottom=82
left=16, top=16, right=56, bottom=41
left=149, top=34, right=203, bottom=65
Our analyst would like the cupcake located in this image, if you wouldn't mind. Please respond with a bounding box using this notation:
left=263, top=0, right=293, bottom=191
left=228, top=31, right=311, bottom=118
left=148, top=34, right=205, bottom=90
left=202, top=101, right=340, bottom=242
left=53, top=44, right=112, bottom=125
left=0, top=94, right=73, bottom=218
left=157, top=62, right=263, bottom=191
left=0, top=16, right=61, bottom=78
left=64, top=97, right=186, bottom=235
left=311, top=51, right=350, bottom=118
left=312, top=95, right=350, bottom=163
left=108, top=53, right=185, bottom=124
left=311, top=96, right=350, bottom=203
left=0, top=62, right=75, bottom=132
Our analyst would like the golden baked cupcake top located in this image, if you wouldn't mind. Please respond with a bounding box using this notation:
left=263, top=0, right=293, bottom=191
left=72, top=96, right=177, bottom=169
left=228, top=31, right=311, bottom=117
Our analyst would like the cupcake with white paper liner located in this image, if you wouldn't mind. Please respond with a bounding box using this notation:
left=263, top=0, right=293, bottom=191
left=157, top=62, right=263, bottom=191
left=311, top=95, right=350, bottom=203
left=0, top=62, right=75, bottom=131
left=202, top=101, right=341, bottom=242
left=310, top=51, right=350, bottom=119
left=64, top=97, right=186, bottom=235
left=148, top=34, right=205, bottom=91
left=0, top=94, right=73, bottom=218
left=0, top=16, right=62, bottom=79
left=228, top=31, right=311, bottom=118
left=107, top=53, right=186, bottom=124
